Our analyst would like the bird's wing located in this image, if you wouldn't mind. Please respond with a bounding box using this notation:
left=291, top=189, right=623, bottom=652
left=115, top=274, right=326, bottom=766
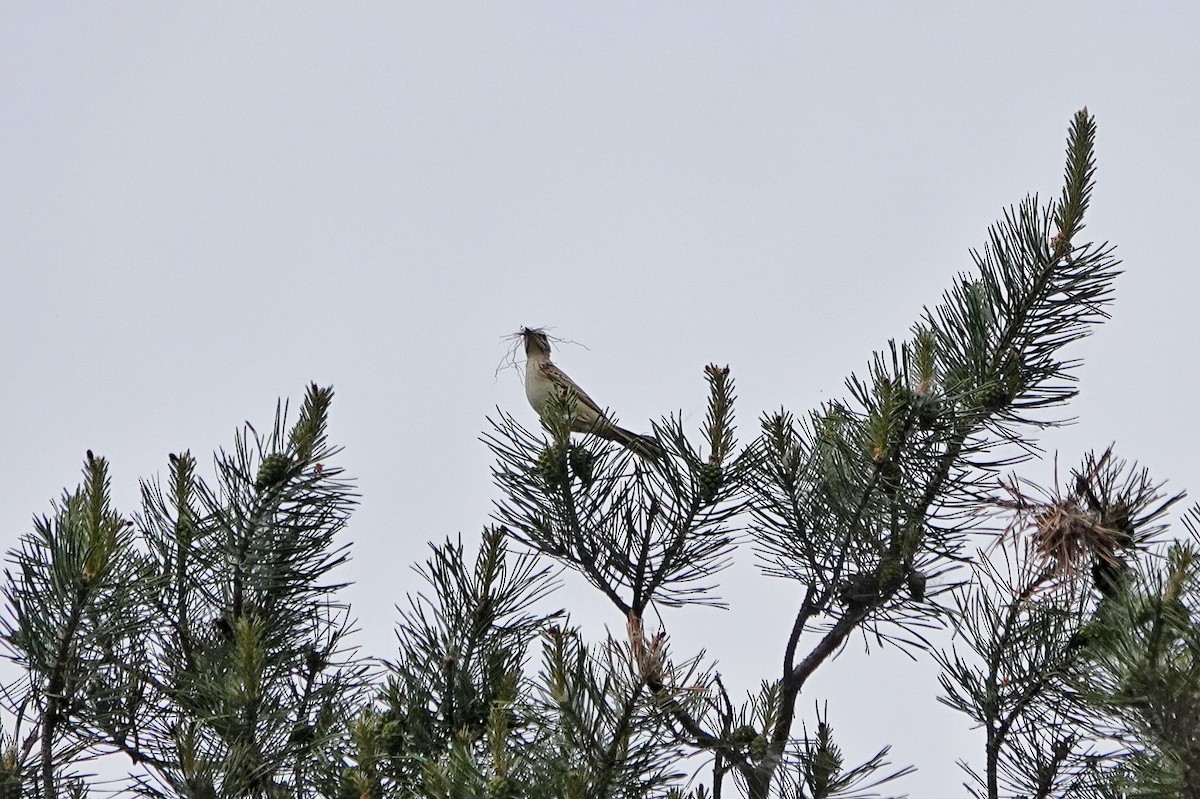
left=540, top=361, right=608, bottom=420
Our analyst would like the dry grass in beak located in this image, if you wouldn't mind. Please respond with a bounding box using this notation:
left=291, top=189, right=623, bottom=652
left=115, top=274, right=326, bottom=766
left=495, top=326, right=581, bottom=378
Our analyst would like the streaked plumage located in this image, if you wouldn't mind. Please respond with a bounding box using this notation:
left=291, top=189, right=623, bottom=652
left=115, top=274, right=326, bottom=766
left=520, top=327, right=662, bottom=460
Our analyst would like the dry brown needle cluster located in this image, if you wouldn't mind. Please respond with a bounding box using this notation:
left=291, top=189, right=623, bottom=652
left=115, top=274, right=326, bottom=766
left=627, top=611, right=668, bottom=684
left=995, top=449, right=1128, bottom=584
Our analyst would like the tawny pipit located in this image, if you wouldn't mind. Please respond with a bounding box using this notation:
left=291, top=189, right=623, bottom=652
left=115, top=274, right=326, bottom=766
left=521, top=327, right=662, bottom=460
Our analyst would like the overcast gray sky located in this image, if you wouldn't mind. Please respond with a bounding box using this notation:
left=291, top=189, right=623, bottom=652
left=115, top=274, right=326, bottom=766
left=3, top=4, right=1199, bottom=795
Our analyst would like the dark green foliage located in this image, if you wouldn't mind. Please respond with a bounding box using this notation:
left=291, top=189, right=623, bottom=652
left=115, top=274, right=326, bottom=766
left=4, top=110, right=1191, bottom=799
left=2, top=451, right=150, bottom=797
left=2, top=385, right=365, bottom=799
left=485, top=363, right=745, bottom=614
left=339, top=530, right=707, bottom=799
left=934, top=448, right=1187, bottom=799
left=1073, top=514, right=1200, bottom=797
left=361, top=529, right=558, bottom=794
left=778, top=710, right=913, bottom=799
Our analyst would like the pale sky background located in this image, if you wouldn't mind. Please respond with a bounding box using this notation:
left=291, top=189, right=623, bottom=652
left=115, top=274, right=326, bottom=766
left=3, top=4, right=1199, bottom=796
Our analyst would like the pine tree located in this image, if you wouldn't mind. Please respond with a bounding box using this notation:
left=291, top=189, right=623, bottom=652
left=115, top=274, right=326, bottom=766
left=2, top=387, right=366, bottom=798
left=4, top=109, right=1195, bottom=799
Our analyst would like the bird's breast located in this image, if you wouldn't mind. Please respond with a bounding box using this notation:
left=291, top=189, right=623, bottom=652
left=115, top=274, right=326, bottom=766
left=525, top=363, right=556, bottom=412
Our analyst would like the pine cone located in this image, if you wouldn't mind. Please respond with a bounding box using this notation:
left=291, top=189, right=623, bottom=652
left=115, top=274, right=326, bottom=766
left=255, top=453, right=293, bottom=491
left=568, top=445, right=596, bottom=487
left=537, top=446, right=568, bottom=488
left=698, top=462, right=723, bottom=504
left=907, top=570, right=927, bottom=601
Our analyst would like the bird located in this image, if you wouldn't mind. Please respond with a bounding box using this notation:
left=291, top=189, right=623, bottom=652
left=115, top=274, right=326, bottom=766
left=520, top=327, right=663, bottom=460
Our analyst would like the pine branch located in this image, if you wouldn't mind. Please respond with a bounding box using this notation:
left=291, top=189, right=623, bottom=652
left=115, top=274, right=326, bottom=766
left=486, top=365, right=743, bottom=613
left=740, top=108, right=1116, bottom=798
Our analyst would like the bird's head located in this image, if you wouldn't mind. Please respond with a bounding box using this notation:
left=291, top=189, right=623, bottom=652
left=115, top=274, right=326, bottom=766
left=520, top=327, right=552, bottom=358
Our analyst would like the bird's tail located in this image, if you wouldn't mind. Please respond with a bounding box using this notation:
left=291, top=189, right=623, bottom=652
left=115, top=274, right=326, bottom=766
left=604, top=425, right=665, bottom=461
